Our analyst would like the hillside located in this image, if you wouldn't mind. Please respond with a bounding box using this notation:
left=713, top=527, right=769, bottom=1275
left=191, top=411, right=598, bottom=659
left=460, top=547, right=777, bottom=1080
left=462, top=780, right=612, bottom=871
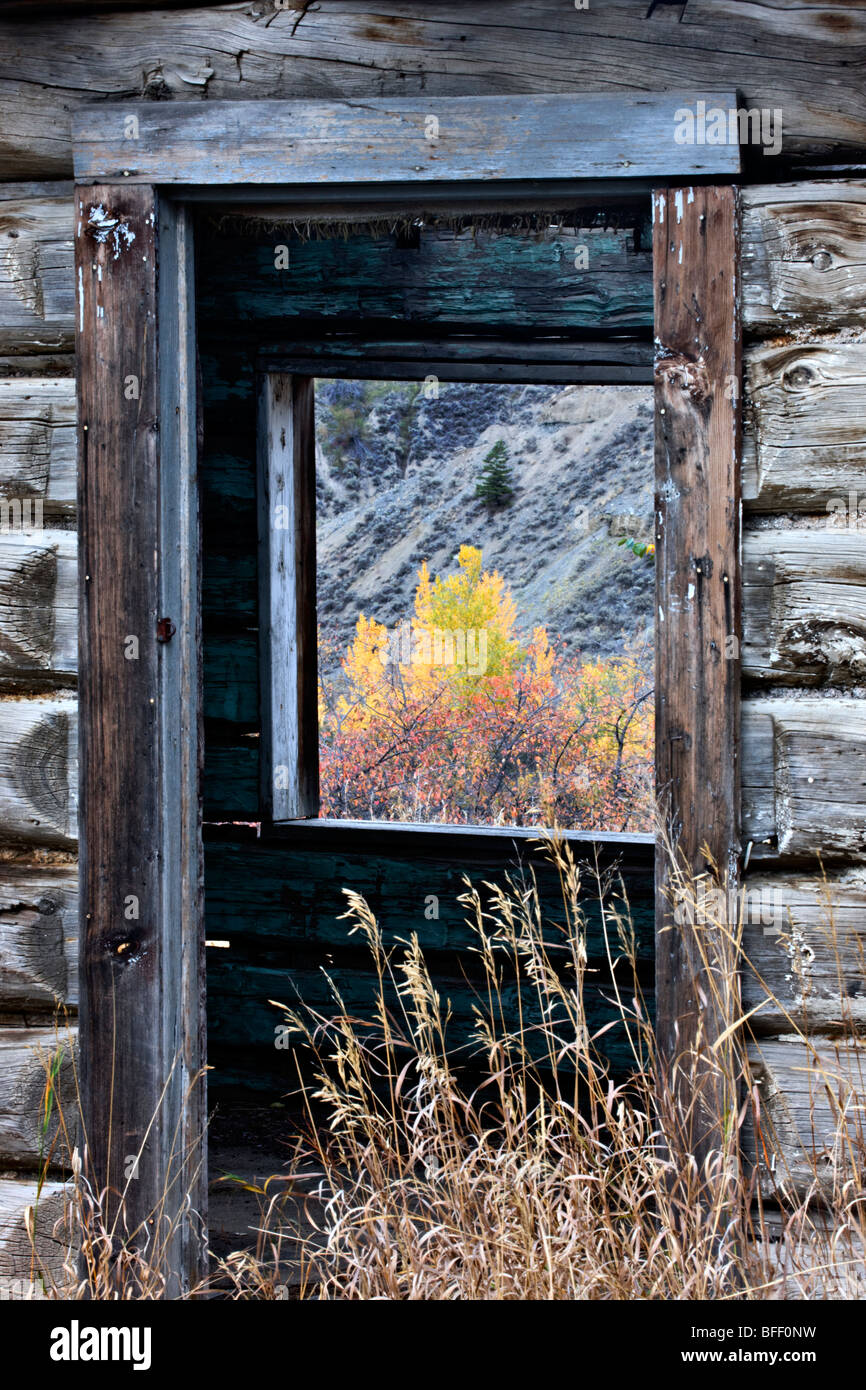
left=314, top=379, right=655, bottom=672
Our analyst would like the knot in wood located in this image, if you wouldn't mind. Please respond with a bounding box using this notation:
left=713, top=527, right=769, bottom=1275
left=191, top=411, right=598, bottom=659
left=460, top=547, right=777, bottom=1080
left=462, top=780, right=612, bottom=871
left=782, top=364, right=814, bottom=391
left=657, top=354, right=711, bottom=405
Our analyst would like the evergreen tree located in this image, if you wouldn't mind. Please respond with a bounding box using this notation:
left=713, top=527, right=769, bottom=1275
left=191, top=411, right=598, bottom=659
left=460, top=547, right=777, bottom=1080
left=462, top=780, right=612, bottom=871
left=474, top=440, right=515, bottom=509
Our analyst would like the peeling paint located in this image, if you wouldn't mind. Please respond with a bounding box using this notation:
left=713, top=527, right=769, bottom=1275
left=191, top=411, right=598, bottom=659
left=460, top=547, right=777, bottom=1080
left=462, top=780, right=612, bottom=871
left=87, top=204, right=136, bottom=260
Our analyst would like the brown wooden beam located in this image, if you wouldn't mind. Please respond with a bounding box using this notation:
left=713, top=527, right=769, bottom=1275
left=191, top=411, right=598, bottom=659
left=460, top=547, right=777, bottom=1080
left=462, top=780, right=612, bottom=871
left=653, top=184, right=742, bottom=1165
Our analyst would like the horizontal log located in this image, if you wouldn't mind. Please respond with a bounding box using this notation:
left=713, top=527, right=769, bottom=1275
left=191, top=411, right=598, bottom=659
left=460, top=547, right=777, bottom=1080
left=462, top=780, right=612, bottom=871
left=743, top=340, right=866, bottom=512
left=0, top=696, right=77, bottom=848
left=0, top=863, right=77, bottom=1009
left=0, top=1025, right=76, bottom=1169
left=0, top=1177, right=71, bottom=1290
left=0, top=531, right=76, bottom=684
left=743, top=530, right=866, bottom=684
left=0, top=192, right=73, bottom=352
left=199, top=220, right=654, bottom=334
left=742, top=182, right=866, bottom=333
left=742, top=697, right=866, bottom=863
left=746, top=1036, right=866, bottom=1193
left=0, top=377, right=76, bottom=516
left=73, top=92, right=740, bottom=187
left=1, top=2, right=863, bottom=178
left=742, top=869, right=866, bottom=1033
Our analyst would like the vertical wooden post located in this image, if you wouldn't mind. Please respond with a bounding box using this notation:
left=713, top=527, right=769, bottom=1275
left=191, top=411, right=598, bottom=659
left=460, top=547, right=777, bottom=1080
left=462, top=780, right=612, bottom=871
left=257, top=372, right=319, bottom=823
left=76, top=186, right=205, bottom=1291
left=653, top=186, right=742, bottom=1164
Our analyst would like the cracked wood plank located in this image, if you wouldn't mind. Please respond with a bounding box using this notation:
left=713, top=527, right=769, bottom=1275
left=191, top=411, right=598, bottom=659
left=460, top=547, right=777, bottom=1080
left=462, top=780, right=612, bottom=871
left=0, top=862, right=77, bottom=1010
left=0, top=530, right=76, bottom=686
left=0, top=377, right=76, bottom=518
left=0, top=696, right=77, bottom=848
left=0, top=1, right=862, bottom=177
left=743, top=530, right=866, bottom=685
left=0, top=188, right=74, bottom=352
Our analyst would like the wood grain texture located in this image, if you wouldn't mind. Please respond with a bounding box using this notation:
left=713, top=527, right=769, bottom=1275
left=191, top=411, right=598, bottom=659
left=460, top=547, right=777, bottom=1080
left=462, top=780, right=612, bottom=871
left=0, top=695, right=76, bottom=847
left=742, top=182, right=866, bottom=333
left=0, top=189, right=73, bottom=351
left=0, top=862, right=77, bottom=1009
left=76, top=185, right=206, bottom=1292
left=743, top=530, right=866, bottom=685
left=0, top=1177, right=71, bottom=1289
left=0, top=530, right=76, bottom=685
left=0, top=1025, right=76, bottom=1168
left=0, top=378, right=76, bottom=517
left=1, top=1, right=863, bottom=177
left=72, top=93, right=740, bottom=187
left=258, top=373, right=317, bottom=823
left=198, top=221, right=654, bottom=335
left=744, top=341, right=866, bottom=512
left=746, top=1036, right=866, bottom=1194
left=742, top=698, right=866, bottom=863
left=653, top=185, right=742, bottom=1160
left=742, top=869, right=866, bottom=1035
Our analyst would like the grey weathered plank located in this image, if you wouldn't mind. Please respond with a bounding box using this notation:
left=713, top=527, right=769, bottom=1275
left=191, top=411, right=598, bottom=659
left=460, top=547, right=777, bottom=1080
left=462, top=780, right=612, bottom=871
left=742, top=869, right=866, bottom=1035
left=743, top=341, right=866, bottom=512
left=0, top=378, right=76, bottom=517
left=72, top=93, right=740, bottom=187
left=1, top=2, right=863, bottom=177
left=743, top=530, right=866, bottom=685
left=0, top=696, right=77, bottom=847
left=0, top=191, right=73, bottom=352
left=742, top=182, right=866, bottom=333
left=653, top=185, right=742, bottom=1164
left=0, top=1025, right=76, bottom=1169
left=742, top=698, right=866, bottom=863
left=746, top=1036, right=866, bottom=1193
left=0, top=863, right=78, bottom=1009
left=0, top=1177, right=71, bottom=1290
left=258, top=373, right=318, bottom=823
left=0, top=530, right=76, bottom=683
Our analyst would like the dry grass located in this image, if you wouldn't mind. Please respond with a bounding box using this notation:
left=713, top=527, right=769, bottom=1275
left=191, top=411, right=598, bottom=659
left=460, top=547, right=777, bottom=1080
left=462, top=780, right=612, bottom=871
left=24, top=836, right=866, bottom=1299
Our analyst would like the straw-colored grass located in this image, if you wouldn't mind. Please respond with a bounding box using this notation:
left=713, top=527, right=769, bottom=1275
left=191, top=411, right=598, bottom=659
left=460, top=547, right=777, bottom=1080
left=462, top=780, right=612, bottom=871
left=24, top=836, right=866, bottom=1299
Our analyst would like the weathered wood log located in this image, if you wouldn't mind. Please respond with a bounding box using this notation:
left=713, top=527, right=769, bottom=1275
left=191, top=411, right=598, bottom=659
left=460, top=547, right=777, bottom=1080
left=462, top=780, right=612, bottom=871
left=0, top=189, right=73, bottom=352
left=0, top=696, right=77, bottom=848
left=653, top=185, right=742, bottom=1165
left=0, top=1025, right=77, bottom=1169
left=746, top=1036, right=866, bottom=1194
left=0, top=531, right=76, bottom=685
left=742, top=182, right=866, bottom=333
left=742, top=698, right=866, bottom=863
left=0, top=863, right=78, bottom=1009
left=0, top=1177, right=72, bottom=1291
left=0, top=378, right=76, bottom=517
left=742, top=869, right=866, bottom=1034
left=744, top=341, right=866, bottom=512
left=743, top=531, right=866, bottom=684
left=1, top=1, right=863, bottom=177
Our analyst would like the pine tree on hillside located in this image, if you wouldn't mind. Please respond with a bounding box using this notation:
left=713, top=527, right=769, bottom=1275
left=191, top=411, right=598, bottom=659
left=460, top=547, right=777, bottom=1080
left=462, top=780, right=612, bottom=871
left=474, top=440, right=515, bottom=509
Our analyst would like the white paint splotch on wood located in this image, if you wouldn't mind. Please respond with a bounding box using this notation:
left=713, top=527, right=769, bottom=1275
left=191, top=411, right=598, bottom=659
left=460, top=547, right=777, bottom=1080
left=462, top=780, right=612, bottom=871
left=742, top=182, right=866, bottom=333
left=0, top=864, right=77, bottom=1009
left=743, top=530, right=866, bottom=684
left=0, top=188, right=73, bottom=351
left=0, top=696, right=77, bottom=847
left=743, top=340, right=866, bottom=511
left=0, top=531, right=76, bottom=683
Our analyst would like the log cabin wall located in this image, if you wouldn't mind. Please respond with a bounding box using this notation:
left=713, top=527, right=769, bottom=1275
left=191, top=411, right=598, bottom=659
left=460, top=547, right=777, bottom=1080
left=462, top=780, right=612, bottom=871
left=0, top=0, right=864, bottom=1281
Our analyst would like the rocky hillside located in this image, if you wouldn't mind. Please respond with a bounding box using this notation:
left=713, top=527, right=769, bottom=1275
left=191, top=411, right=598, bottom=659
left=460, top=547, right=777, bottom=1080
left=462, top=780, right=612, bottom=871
left=314, top=379, right=654, bottom=671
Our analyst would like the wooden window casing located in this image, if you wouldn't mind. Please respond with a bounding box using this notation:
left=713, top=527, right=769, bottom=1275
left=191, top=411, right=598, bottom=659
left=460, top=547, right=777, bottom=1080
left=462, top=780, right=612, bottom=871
left=72, top=94, right=742, bottom=1288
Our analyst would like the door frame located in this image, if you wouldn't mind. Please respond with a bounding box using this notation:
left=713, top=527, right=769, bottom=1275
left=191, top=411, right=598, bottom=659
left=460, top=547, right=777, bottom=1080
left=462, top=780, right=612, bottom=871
left=72, top=92, right=742, bottom=1288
